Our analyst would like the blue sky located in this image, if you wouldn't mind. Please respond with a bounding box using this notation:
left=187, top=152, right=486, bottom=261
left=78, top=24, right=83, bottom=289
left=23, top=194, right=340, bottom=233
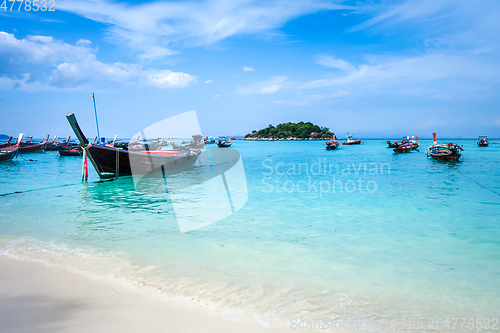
left=1, top=0, right=499, bottom=139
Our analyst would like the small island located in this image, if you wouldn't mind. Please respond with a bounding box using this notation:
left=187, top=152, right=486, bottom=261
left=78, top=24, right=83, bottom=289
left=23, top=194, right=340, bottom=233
left=242, top=122, right=334, bottom=141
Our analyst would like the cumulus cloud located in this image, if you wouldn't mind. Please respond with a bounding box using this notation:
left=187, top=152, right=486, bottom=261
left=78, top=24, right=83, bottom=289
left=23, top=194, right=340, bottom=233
left=204, top=79, right=214, bottom=84
left=0, top=32, right=196, bottom=91
left=144, top=69, right=197, bottom=88
left=242, top=66, right=255, bottom=72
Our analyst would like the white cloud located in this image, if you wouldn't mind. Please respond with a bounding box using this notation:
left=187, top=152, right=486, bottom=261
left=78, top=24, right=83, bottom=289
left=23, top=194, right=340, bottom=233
left=144, top=69, right=197, bottom=88
left=0, top=32, right=196, bottom=91
left=56, top=0, right=352, bottom=59
left=316, top=55, right=355, bottom=72
left=213, top=94, right=221, bottom=98
left=236, top=76, right=287, bottom=94
left=204, top=79, right=214, bottom=84
left=242, top=66, right=255, bottom=72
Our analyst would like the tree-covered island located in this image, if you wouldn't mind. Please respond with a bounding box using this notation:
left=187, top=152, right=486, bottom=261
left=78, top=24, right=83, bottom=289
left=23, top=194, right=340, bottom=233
left=242, top=122, right=334, bottom=140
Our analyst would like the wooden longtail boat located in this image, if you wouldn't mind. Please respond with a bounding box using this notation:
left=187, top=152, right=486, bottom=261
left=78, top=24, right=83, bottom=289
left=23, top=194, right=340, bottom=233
left=217, top=138, right=232, bottom=147
left=59, top=143, right=83, bottom=156
left=44, top=136, right=59, bottom=151
left=19, top=135, right=49, bottom=152
left=427, top=133, right=463, bottom=161
left=66, top=113, right=201, bottom=178
left=342, top=134, right=361, bottom=145
left=393, top=142, right=413, bottom=154
left=477, top=135, right=489, bottom=147
left=0, top=136, right=13, bottom=148
left=0, top=134, right=23, bottom=162
left=326, top=135, right=340, bottom=150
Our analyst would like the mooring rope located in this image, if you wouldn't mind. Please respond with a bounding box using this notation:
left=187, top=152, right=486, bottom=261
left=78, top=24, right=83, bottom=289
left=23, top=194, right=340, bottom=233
left=455, top=168, right=500, bottom=197
left=0, top=178, right=117, bottom=197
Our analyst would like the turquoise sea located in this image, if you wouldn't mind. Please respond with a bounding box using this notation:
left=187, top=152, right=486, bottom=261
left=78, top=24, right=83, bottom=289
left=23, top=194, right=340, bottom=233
left=1, top=139, right=499, bottom=330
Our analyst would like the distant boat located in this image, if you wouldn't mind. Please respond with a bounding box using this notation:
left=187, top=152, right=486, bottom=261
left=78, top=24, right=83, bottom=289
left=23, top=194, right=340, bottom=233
left=19, top=135, right=49, bottom=152
left=477, top=135, right=489, bottom=147
left=393, top=140, right=413, bottom=154
left=0, top=134, right=22, bottom=162
left=0, top=136, right=13, bottom=149
left=217, top=136, right=232, bottom=148
left=59, top=143, right=83, bottom=156
left=386, top=140, right=398, bottom=148
left=44, top=136, right=59, bottom=151
left=427, top=133, right=463, bottom=161
left=326, top=135, right=340, bottom=150
left=205, top=136, right=216, bottom=144
left=66, top=113, right=201, bottom=178
left=342, top=133, right=361, bottom=145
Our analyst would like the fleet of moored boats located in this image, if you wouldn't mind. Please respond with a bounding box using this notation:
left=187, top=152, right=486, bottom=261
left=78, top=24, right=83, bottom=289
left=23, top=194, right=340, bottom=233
left=326, top=133, right=490, bottom=162
left=0, top=115, right=493, bottom=176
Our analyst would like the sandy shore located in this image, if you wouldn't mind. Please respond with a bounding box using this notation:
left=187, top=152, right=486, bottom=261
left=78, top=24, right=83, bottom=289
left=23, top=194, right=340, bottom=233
left=0, top=256, right=294, bottom=333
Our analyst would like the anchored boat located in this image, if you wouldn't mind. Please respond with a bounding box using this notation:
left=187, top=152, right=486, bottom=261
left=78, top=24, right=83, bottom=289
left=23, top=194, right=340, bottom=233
left=326, top=135, right=340, bottom=150
left=427, top=133, right=463, bottom=161
left=342, top=134, right=361, bottom=145
left=66, top=113, right=201, bottom=179
left=477, top=135, right=489, bottom=147
left=0, top=134, right=22, bottom=162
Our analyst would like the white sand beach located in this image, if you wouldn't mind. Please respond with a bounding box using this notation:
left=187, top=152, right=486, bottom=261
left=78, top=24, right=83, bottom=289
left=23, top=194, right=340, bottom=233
left=0, top=256, right=295, bottom=333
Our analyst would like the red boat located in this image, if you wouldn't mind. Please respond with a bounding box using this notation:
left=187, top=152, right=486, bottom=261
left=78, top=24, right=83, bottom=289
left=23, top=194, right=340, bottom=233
left=19, top=135, right=49, bottom=152
left=342, top=134, right=361, bottom=145
left=477, top=135, right=489, bottom=147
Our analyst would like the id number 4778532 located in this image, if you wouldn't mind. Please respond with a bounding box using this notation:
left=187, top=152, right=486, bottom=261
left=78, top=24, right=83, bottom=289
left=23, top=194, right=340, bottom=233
left=1, top=0, right=55, bottom=11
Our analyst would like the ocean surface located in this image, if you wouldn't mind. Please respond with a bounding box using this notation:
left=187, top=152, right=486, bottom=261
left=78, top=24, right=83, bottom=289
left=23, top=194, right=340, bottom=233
left=1, top=139, right=499, bottom=331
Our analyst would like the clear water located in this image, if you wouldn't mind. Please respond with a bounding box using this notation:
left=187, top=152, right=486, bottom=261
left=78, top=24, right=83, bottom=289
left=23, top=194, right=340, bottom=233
left=1, top=140, right=499, bottom=330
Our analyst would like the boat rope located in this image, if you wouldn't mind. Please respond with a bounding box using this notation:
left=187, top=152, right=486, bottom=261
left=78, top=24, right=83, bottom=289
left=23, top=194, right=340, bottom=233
left=18, top=152, right=37, bottom=162
left=455, top=169, right=500, bottom=197
left=0, top=178, right=117, bottom=197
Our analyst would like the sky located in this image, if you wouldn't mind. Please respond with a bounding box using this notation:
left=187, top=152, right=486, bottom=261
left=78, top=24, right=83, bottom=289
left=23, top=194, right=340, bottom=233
left=0, top=0, right=499, bottom=139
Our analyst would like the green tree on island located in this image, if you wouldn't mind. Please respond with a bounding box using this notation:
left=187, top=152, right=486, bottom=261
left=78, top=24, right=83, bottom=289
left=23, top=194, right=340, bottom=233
left=244, top=122, right=334, bottom=140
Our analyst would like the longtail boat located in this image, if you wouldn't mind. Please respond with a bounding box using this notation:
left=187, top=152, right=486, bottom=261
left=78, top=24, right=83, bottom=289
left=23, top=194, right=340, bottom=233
left=427, top=133, right=463, bottom=161
left=326, top=135, right=340, bottom=150
left=19, top=135, right=49, bottom=152
left=0, top=136, right=13, bottom=148
left=217, top=136, right=232, bottom=148
left=342, top=134, right=361, bottom=145
left=0, top=134, right=23, bottom=162
left=66, top=113, right=201, bottom=178
left=477, top=135, right=489, bottom=147
left=393, top=140, right=413, bottom=154
left=44, top=136, right=59, bottom=151
left=59, top=143, right=83, bottom=156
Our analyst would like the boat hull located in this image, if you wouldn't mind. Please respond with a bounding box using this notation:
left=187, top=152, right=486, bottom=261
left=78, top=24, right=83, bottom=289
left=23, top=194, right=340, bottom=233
left=86, top=145, right=200, bottom=177
left=342, top=140, right=362, bottom=145
left=19, top=142, right=45, bottom=152
left=0, top=146, right=18, bottom=162
left=59, top=148, right=83, bottom=156
left=217, top=142, right=232, bottom=147
left=477, top=142, right=489, bottom=147
left=427, top=147, right=462, bottom=161
left=394, top=146, right=413, bottom=154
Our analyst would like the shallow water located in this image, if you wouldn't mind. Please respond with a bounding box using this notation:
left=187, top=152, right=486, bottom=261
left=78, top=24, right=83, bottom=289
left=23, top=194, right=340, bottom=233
left=1, top=139, right=499, bottom=330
